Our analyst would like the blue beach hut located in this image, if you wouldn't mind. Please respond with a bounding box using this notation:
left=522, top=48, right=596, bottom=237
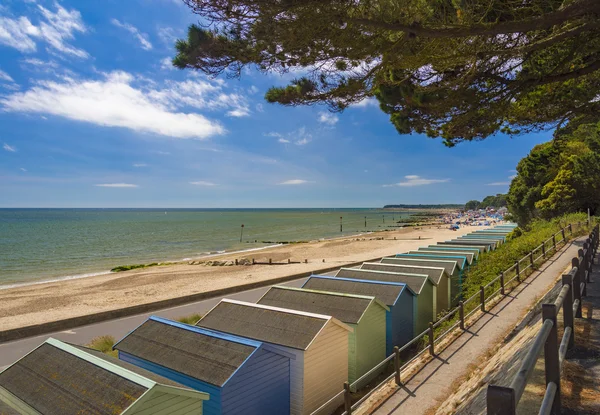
left=114, top=316, right=292, bottom=415
left=302, top=275, right=415, bottom=355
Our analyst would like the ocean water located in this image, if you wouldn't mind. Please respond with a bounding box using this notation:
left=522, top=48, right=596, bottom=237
left=0, top=208, right=416, bottom=288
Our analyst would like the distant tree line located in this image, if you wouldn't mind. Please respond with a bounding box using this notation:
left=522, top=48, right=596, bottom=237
left=507, top=121, right=600, bottom=226
left=464, top=194, right=508, bottom=211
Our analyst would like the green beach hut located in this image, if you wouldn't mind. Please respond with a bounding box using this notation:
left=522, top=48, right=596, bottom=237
left=419, top=246, right=481, bottom=260
left=408, top=249, right=475, bottom=265
left=257, top=286, right=388, bottom=385
left=335, top=268, right=435, bottom=335
left=0, top=338, right=209, bottom=415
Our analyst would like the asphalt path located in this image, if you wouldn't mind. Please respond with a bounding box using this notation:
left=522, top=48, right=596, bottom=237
left=0, top=275, right=328, bottom=370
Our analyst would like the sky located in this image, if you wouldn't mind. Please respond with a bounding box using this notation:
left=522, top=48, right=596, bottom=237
left=0, top=0, right=551, bottom=208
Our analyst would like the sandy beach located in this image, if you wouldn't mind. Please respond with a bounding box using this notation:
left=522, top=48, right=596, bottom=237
left=0, top=224, right=489, bottom=331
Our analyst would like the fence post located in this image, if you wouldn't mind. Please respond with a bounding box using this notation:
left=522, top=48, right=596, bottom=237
left=459, top=301, right=465, bottom=330
left=552, top=234, right=556, bottom=251
left=529, top=251, right=534, bottom=268
left=542, top=242, right=546, bottom=258
left=500, top=272, right=505, bottom=295
left=515, top=261, right=520, bottom=283
left=394, top=346, right=401, bottom=386
left=583, top=243, right=589, bottom=296
left=572, top=258, right=582, bottom=318
left=428, top=322, right=435, bottom=356
left=486, top=385, right=516, bottom=415
left=561, top=228, right=566, bottom=242
left=542, top=303, right=561, bottom=414
left=568, top=223, right=572, bottom=234
left=344, top=382, right=352, bottom=415
left=562, top=274, right=575, bottom=349
left=480, top=286, right=486, bottom=313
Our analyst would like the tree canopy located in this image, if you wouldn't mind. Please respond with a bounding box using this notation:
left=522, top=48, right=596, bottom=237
left=465, top=200, right=480, bottom=210
left=174, top=0, right=600, bottom=146
left=507, top=121, right=600, bottom=225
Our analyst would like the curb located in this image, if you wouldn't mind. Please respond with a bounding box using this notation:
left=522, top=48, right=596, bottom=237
left=0, top=256, right=384, bottom=343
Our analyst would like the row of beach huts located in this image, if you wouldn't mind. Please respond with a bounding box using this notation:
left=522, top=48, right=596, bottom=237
left=0, top=224, right=517, bottom=415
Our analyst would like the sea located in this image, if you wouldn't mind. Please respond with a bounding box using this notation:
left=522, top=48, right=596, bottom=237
left=0, top=208, right=419, bottom=288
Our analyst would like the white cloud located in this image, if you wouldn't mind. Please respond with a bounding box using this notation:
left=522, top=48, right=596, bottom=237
left=0, top=69, right=14, bottom=82
left=248, top=85, right=259, bottom=94
left=269, top=127, right=312, bottom=145
left=487, top=182, right=510, bottom=186
left=0, top=71, right=227, bottom=139
left=383, top=175, right=450, bottom=187
left=3, top=143, right=16, bottom=152
left=190, top=180, right=217, bottom=186
left=153, top=151, right=170, bottom=155
left=508, top=174, right=517, bottom=179
left=157, top=26, right=178, bottom=45
left=352, top=97, right=378, bottom=108
left=111, top=19, right=152, bottom=50
left=318, top=111, right=339, bottom=125
left=133, top=163, right=148, bottom=167
left=279, top=179, right=312, bottom=185
left=295, top=137, right=310, bottom=145
left=20, top=167, right=27, bottom=172
left=160, top=57, right=174, bottom=70
left=256, top=103, right=264, bottom=112
left=278, top=138, right=290, bottom=143
left=0, top=3, right=87, bottom=57
left=95, top=183, right=138, bottom=188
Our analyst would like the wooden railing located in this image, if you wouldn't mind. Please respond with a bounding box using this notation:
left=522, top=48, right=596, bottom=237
left=310, top=222, right=590, bottom=415
left=486, top=224, right=599, bottom=415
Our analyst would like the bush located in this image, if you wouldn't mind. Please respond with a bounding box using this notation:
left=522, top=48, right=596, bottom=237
left=86, top=335, right=118, bottom=357
left=176, top=313, right=203, bottom=325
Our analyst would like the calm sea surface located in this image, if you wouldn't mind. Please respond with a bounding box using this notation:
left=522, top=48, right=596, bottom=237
left=0, top=208, right=416, bottom=287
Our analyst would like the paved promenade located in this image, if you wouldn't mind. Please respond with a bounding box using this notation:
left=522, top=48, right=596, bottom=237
left=367, top=237, right=586, bottom=415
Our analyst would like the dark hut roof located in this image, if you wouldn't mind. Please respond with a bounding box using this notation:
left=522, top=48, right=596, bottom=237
left=197, top=299, right=348, bottom=350
left=381, top=257, right=458, bottom=277
left=257, top=286, right=385, bottom=324
left=113, top=316, right=259, bottom=387
left=335, top=268, right=428, bottom=294
left=361, top=262, right=446, bottom=285
left=395, top=254, right=466, bottom=270
left=303, top=275, right=411, bottom=306
left=0, top=342, right=147, bottom=415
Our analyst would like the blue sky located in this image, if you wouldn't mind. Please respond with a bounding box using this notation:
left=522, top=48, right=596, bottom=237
left=0, top=0, right=550, bottom=208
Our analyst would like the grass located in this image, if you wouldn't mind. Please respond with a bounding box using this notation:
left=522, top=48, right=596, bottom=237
left=111, top=262, right=172, bottom=272
left=176, top=313, right=203, bottom=325
left=86, top=335, right=118, bottom=357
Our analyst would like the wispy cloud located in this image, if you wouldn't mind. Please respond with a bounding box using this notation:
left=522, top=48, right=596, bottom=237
left=0, top=71, right=229, bottom=139
left=383, top=175, right=450, bottom=187
left=153, top=151, right=170, bottom=155
left=508, top=174, right=517, bottom=179
left=279, top=179, right=312, bottom=185
left=20, top=167, right=27, bottom=172
left=157, top=26, right=178, bottom=45
left=160, top=57, right=174, bottom=70
left=270, top=127, right=312, bottom=146
left=95, top=183, right=138, bottom=188
left=0, top=69, right=14, bottom=83
left=351, top=97, right=378, bottom=108
left=278, top=138, right=290, bottom=143
left=111, top=19, right=152, bottom=50
left=0, top=3, right=88, bottom=58
left=248, top=85, right=259, bottom=94
left=133, top=163, right=148, bottom=167
left=190, top=180, right=217, bottom=186
left=487, top=182, right=510, bottom=186
left=3, top=143, right=16, bottom=152
left=318, top=111, right=339, bottom=125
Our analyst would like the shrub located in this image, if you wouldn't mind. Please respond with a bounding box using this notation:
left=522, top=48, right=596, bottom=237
left=176, top=313, right=203, bottom=325
left=86, top=335, right=118, bottom=357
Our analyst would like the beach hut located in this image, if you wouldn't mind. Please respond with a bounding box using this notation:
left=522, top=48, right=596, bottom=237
left=408, top=250, right=475, bottom=265
left=335, top=268, right=434, bottom=335
left=113, top=316, right=292, bottom=415
left=459, top=234, right=505, bottom=243
left=395, top=253, right=468, bottom=271
left=302, top=275, right=415, bottom=355
left=419, top=246, right=481, bottom=260
left=361, top=262, right=451, bottom=313
left=438, top=240, right=496, bottom=251
left=0, top=338, right=209, bottom=415
left=257, top=286, right=388, bottom=384
left=379, top=257, right=462, bottom=305
left=196, top=299, right=352, bottom=415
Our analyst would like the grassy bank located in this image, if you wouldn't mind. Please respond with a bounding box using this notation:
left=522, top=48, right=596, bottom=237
left=110, top=262, right=172, bottom=272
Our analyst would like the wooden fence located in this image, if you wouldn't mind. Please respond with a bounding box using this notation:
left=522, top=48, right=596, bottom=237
left=486, top=224, right=599, bottom=415
left=310, top=221, right=591, bottom=415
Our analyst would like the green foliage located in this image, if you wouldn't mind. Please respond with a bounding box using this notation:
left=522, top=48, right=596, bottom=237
left=508, top=121, right=600, bottom=226
left=461, top=212, right=589, bottom=299
left=479, top=194, right=507, bottom=209
left=176, top=313, right=203, bottom=325
left=175, top=0, right=600, bottom=145
left=86, top=335, right=118, bottom=358
left=464, top=200, right=480, bottom=210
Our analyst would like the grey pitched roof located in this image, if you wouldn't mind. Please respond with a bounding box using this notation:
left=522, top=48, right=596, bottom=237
left=303, top=276, right=407, bottom=306
left=0, top=343, right=146, bottom=415
left=362, top=262, right=446, bottom=285
left=197, top=300, right=331, bottom=350
left=380, top=257, right=458, bottom=277
left=410, top=250, right=474, bottom=264
left=393, top=254, right=465, bottom=270
left=113, top=318, right=257, bottom=387
left=434, top=242, right=488, bottom=252
left=0, top=400, right=20, bottom=415
left=335, top=268, right=428, bottom=294
left=258, top=286, right=374, bottom=324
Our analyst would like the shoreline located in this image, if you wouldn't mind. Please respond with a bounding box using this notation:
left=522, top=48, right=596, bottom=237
left=0, top=222, right=486, bottom=332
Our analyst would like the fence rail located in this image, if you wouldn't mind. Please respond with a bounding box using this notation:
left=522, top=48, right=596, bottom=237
left=486, top=224, right=599, bottom=415
left=310, top=221, right=592, bottom=415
